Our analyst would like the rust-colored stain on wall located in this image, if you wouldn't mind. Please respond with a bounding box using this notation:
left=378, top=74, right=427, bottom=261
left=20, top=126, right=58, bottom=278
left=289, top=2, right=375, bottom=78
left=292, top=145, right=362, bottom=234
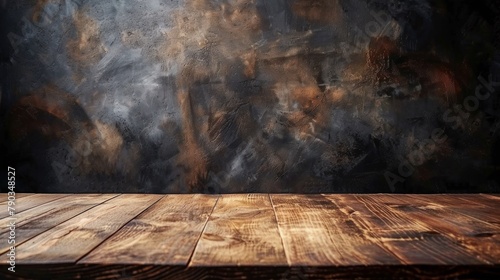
left=0, top=0, right=499, bottom=193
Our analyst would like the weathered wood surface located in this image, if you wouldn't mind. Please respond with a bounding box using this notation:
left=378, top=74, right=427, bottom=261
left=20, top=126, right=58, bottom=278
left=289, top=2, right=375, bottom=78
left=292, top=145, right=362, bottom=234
left=190, top=194, right=287, bottom=266
left=458, top=194, right=500, bottom=209
left=0, top=194, right=117, bottom=254
left=271, top=194, right=400, bottom=266
left=0, top=193, right=34, bottom=200
left=0, top=194, right=70, bottom=219
left=80, top=194, right=218, bottom=265
left=372, top=194, right=500, bottom=263
left=15, top=194, right=162, bottom=264
left=484, top=194, right=500, bottom=199
left=0, top=193, right=498, bottom=279
left=406, top=194, right=500, bottom=224
left=323, top=194, right=487, bottom=265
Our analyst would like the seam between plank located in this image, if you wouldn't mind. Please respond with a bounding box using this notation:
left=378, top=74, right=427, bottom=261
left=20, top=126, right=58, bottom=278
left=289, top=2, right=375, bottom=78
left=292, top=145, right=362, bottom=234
left=269, top=194, right=291, bottom=266
left=74, top=194, right=164, bottom=264
left=186, top=194, right=220, bottom=267
left=0, top=193, right=121, bottom=256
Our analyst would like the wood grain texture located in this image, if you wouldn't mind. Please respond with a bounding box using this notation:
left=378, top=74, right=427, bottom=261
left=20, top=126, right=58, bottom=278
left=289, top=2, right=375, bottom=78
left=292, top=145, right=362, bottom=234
left=80, top=194, right=218, bottom=265
left=373, top=194, right=500, bottom=263
left=0, top=194, right=117, bottom=254
left=189, top=194, right=287, bottom=266
left=15, top=194, right=162, bottom=264
left=0, top=194, right=70, bottom=219
left=456, top=194, right=500, bottom=209
left=406, top=194, right=500, bottom=225
left=271, top=194, right=400, bottom=266
left=0, top=193, right=34, bottom=200
left=323, top=194, right=488, bottom=265
left=0, top=193, right=498, bottom=279
left=482, top=194, right=500, bottom=200
left=15, top=193, right=35, bottom=198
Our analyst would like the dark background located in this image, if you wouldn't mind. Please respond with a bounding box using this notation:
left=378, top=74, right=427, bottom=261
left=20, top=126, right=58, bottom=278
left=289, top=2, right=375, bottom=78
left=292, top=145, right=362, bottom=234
left=1, top=0, right=499, bottom=193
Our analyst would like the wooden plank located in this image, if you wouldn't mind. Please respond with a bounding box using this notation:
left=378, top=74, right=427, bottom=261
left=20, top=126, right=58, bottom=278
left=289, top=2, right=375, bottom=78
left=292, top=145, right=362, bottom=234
left=406, top=194, right=500, bottom=225
left=15, top=193, right=35, bottom=198
left=0, top=194, right=118, bottom=254
left=452, top=194, right=500, bottom=209
left=0, top=194, right=70, bottom=219
left=189, top=194, right=286, bottom=266
left=80, top=194, right=218, bottom=265
left=271, top=194, right=401, bottom=266
left=373, top=194, right=500, bottom=263
left=15, top=194, right=162, bottom=264
left=0, top=193, right=60, bottom=207
left=323, top=194, right=487, bottom=265
left=482, top=194, right=500, bottom=200
left=0, top=193, right=34, bottom=200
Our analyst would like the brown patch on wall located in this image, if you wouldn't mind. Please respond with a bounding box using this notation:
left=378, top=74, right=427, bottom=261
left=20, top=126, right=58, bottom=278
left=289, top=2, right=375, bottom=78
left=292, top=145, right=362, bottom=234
left=153, top=0, right=264, bottom=190
left=421, top=66, right=460, bottom=102
left=292, top=0, right=343, bottom=24
left=176, top=88, right=208, bottom=190
left=7, top=85, right=91, bottom=141
left=75, top=120, right=124, bottom=176
left=92, top=121, right=123, bottom=167
left=396, top=58, right=462, bottom=103
left=292, top=85, right=322, bottom=113
left=328, top=88, right=347, bottom=103
left=5, top=85, right=139, bottom=179
left=264, top=56, right=329, bottom=136
left=17, top=87, right=77, bottom=125
left=241, top=50, right=257, bottom=78
left=366, top=36, right=403, bottom=87
left=67, top=10, right=105, bottom=67
left=367, top=36, right=400, bottom=70
left=31, top=0, right=53, bottom=24
left=367, top=36, right=462, bottom=103
left=157, top=0, right=262, bottom=68
left=64, top=119, right=139, bottom=179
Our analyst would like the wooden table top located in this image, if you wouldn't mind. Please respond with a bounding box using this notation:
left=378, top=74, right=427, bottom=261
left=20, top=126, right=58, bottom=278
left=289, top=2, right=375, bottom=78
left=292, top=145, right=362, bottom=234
left=0, top=193, right=499, bottom=279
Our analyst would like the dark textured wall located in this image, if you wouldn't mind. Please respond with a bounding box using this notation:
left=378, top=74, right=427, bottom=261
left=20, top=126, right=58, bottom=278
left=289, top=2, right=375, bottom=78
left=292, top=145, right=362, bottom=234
left=1, top=0, right=499, bottom=193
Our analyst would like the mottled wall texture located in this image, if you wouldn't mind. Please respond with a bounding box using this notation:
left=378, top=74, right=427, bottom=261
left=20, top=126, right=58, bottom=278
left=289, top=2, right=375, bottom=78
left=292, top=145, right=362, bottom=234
left=1, top=0, right=499, bottom=193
